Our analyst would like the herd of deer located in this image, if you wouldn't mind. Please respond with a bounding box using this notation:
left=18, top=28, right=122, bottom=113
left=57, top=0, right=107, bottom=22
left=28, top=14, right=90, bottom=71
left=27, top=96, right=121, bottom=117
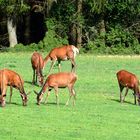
left=0, top=45, right=79, bottom=107
left=0, top=44, right=140, bottom=107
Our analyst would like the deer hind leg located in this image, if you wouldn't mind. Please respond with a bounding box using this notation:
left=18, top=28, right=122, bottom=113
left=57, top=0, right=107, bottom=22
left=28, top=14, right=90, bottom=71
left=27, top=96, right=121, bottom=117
left=72, top=88, right=76, bottom=106
left=133, top=93, right=136, bottom=105
left=35, top=70, right=38, bottom=84
left=32, top=69, right=35, bottom=84
left=70, top=58, right=76, bottom=72
left=9, top=86, right=13, bottom=104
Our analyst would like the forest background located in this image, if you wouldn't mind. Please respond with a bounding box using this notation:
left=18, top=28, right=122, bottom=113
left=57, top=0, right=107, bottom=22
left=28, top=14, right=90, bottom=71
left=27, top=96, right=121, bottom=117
left=0, top=0, right=139, bottom=54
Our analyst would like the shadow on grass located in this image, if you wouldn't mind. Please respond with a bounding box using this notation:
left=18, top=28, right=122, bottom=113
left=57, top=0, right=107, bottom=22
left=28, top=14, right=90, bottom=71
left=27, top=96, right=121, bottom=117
left=111, top=98, right=134, bottom=105
left=24, top=81, right=33, bottom=85
left=6, top=102, right=21, bottom=106
left=24, top=81, right=40, bottom=87
left=40, top=102, right=65, bottom=106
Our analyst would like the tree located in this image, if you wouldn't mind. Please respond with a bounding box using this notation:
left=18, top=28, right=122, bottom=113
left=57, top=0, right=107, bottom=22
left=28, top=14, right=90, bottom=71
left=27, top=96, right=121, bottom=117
left=0, top=0, right=30, bottom=47
left=85, top=0, right=107, bottom=47
left=76, top=0, right=82, bottom=48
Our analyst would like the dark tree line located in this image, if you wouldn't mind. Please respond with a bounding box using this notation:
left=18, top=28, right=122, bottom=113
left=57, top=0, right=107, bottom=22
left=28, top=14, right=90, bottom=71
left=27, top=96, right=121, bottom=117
left=0, top=0, right=139, bottom=53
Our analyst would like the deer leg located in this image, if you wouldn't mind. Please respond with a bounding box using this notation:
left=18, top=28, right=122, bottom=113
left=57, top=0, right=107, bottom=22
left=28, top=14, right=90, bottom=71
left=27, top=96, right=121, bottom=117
left=122, top=87, right=129, bottom=102
left=54, top=87, right=59, bottom=105
left=58, top=61, right=61, bottom=72
left=49, top=60, right=56, bottom=74
left=66, top=86, right=73, bottom=106
left=70, top=59, right=76, bottom=72
left=1, top=85, right=7, bottom=107
left=134, top=93, right=136, bottom=105
left=119, top=85, right=124, bottom=103
left=9, top=86, right=13, bottom=104
left=32, top=69, right=35, bottom=84
left=35, top=70, right=37, bottom=84
left=44, top=89, right=51, bottom=104
left=72, top=88, right=76, bottom=106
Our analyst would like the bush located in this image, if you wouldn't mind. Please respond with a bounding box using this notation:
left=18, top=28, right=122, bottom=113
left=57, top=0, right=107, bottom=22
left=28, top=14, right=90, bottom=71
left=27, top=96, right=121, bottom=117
left=42, top=19, right=68, bottom=52
left=84, top=25, right=140, bottom=54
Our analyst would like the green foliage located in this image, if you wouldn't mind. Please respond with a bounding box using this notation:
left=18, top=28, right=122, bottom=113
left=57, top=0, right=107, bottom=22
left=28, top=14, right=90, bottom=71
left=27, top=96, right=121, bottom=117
left=106, top=0, right=140, bottom=26
left=85, top=0, right=107, bottom=13
left=84, top=25, right=140, bottom=54
left=42, top=19, right=68, bottom=51
left=0, top=0, right=30, bottom=16
left=106, top=26, right=133, bottom=48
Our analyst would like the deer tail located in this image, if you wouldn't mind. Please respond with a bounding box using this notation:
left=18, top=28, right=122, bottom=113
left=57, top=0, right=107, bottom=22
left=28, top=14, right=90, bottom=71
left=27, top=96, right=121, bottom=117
left=71, top=45, right=79, bottom=58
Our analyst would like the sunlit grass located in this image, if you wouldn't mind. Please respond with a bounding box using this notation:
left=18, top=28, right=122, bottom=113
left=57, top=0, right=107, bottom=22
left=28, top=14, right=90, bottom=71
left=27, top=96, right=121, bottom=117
left=0, top=52, right=140, bottom=139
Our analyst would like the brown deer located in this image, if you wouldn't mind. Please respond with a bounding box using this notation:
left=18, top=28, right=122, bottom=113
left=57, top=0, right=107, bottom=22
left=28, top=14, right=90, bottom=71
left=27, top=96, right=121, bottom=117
left=34, top=72, right=77, bottom=106
left=116, top=69, right=140, bottom=105
left=0, top=69, right=28, bottom=107
left=44, top=45, right=79, bottom=74
left=31, top=51, right=44, bottom=86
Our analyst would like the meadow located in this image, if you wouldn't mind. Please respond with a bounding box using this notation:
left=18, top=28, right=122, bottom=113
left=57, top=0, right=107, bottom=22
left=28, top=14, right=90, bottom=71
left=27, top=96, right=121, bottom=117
left=0, top=52, right=140, bottom=140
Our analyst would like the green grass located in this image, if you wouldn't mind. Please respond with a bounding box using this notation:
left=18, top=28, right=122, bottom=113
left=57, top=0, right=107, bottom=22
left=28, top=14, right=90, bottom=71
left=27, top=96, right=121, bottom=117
left=1, top=53, right=140, bottom=139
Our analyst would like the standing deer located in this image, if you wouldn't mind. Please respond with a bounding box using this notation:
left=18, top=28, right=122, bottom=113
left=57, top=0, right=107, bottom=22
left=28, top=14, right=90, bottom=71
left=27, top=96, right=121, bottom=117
left=34, top=72, right=77, bottom=106
left=116, top=69, right=140, bottom=105
left=44, top=45, right=79, bottom=73
left=0, top=69, right=28, bottom=107
left=31, top=52, right=44, bottom=86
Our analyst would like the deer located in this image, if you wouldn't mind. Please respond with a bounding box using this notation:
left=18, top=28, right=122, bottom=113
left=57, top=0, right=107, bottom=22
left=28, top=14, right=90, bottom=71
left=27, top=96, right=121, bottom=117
left=31, top=51, right=44, bottom=86
left=34, top=72, right=77, bottom=106
left=0, top=69, right=28, bottom=107
left=116, top=69, right=140, bottom=105
left=44, top=45, right=79, bottom=74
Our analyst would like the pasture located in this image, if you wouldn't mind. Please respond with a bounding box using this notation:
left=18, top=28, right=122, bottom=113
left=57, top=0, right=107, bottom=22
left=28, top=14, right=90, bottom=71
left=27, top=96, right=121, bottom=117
left=0, top=52, right=140, bottom=140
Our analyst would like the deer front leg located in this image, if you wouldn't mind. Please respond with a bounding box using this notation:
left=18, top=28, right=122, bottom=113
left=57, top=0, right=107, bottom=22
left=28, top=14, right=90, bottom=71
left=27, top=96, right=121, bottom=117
left=49, top=60, right=56, bottom=74
left=119, top=85, right=124, bottom=103
left=66, top=86, right=73, bottom=106
left=9, top=86, right=13, bottom=103
left=122, top=87, right=128, bottom=102
left=44, top=89, right=51, bottom=104
left=1, top=85, right=7, bottom=107
left=54, top=87, right=59, bottom=105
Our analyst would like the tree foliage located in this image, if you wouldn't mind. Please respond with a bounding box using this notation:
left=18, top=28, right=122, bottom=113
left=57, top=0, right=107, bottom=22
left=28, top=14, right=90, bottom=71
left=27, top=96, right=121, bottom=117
left=0, top=0, right=140, bottom=54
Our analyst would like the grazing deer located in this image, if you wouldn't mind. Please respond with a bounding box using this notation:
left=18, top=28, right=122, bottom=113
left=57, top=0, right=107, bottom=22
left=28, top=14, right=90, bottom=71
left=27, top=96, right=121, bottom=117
left=44, top=45, right=79, bottom=74
left=34, top=72, right=77, bottom=106
left=31, top=52, right=44, bottom=86
left=0, top=69, right=28, bottom=107
left=116, top=69, right=140, bottom=105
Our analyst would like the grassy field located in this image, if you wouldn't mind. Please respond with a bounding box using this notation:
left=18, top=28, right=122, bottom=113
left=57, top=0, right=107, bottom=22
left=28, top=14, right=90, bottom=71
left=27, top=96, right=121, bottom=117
left=0, top=52, right=140, bottom=140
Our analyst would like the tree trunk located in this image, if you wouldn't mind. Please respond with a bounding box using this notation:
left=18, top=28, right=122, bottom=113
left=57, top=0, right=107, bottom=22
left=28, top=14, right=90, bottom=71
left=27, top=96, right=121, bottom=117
left=7, top=18, right=17, bottom=47
left=24, top=13, right=30, bottom=44
left=68, top=23, right=77, bottom=46
left=76, top=0, right=82, bottom=48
